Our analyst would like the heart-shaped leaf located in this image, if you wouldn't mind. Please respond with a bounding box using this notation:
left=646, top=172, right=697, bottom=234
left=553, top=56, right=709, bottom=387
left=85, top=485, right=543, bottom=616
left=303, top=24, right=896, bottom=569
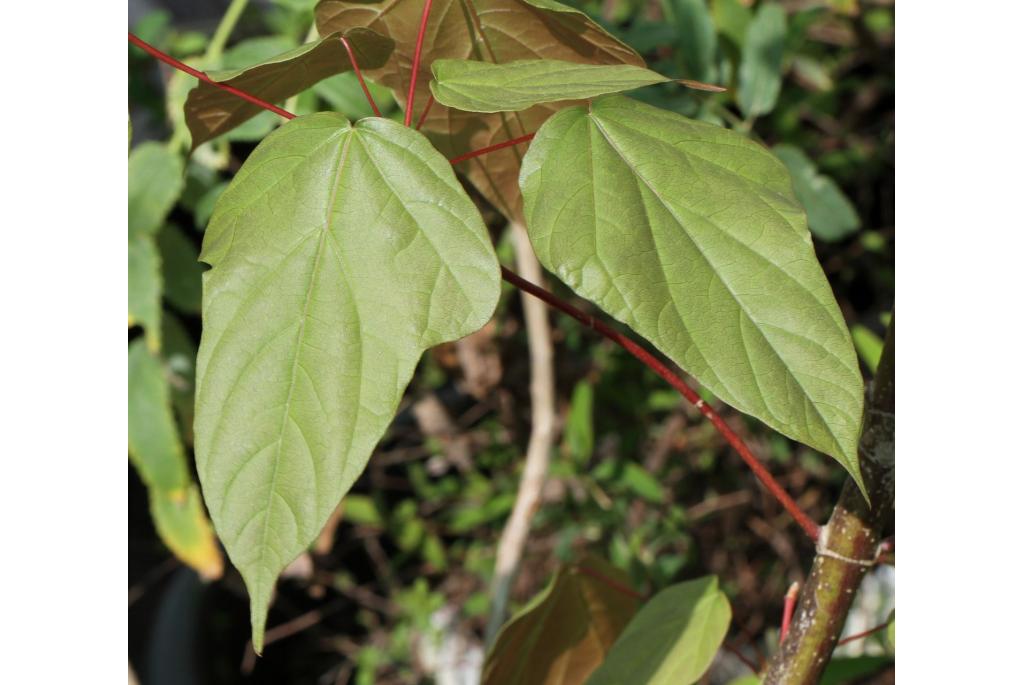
left=586, top=576, right=731, bottom=685
left=484, top=556, right=641, bottom=685
left=195, top=112, right=501, bottom=652
left=184, top=29, right=394, bottom=148
left=520, top=96, right=865, bottom=489
left=315, top=0, right=643, bottom=220
left=431, top=59, right=674, bottom=113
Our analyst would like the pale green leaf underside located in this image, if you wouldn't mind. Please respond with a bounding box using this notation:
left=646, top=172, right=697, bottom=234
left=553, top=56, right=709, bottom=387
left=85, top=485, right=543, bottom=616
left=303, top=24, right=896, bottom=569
left=430, top=59, right=670, bottom=113
left=586, top=576, right=731, bottom=685
left=520, top=96, right=864, bottom=488
left=195, top=113, right=500, bottom=652
left=184, top=29, right=394, bottom=148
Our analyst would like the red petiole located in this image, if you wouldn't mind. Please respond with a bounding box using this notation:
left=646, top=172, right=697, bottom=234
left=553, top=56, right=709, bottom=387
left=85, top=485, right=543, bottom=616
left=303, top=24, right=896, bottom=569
left=128, top=31, right=822, bottom=543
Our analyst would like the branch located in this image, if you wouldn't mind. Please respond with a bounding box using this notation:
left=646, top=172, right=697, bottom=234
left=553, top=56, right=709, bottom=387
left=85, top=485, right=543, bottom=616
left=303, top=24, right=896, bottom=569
left=339, top=35, right=381, bottom=117
left=485, top=223, right=559, bottom=646
left=763, top=319, right=895, bottom=684
left=129, top=32, right=822, bottom=542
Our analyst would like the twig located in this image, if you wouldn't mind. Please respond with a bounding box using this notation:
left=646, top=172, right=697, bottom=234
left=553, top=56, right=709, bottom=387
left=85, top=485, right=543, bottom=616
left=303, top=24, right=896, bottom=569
left=415, top=94, right=435, bottom=130
left=128, top=33, right=295, bottom=121
left=449, top=134, right=536, bottom=165
left=485, top=223, right=559, bottom=646
left=404, top=0, right=436, bottom=126
left=339, top=35, right=381, bottom=117
left=836, top=618, right=893, bottom=647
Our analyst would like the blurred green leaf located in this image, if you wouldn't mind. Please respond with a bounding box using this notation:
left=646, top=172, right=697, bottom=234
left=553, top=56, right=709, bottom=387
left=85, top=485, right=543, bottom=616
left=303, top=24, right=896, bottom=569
left=484, top=556, right=641, bottom=685
left=315, top=71, right=395, bottom=119
left=661, top=0, right=719, bottom=83
left=157, top=223, right=203, bottom=313
left=851, top=325, right=883, bottom=373
left=587, top=575, right=731, bottom=685
left=820, top=656, right=891, bottom=685
left=161, top=313, right=198, bottom=445
left=773, top=144, right=860, bottom=242
left=128, top=235, right=162, bottom=351
left=887, top=611, right=895, bottom=650
left=622, top=463, right=664, bottom=503
left=194, top=181, right=229, bottom=231
left=150, top=485, right=223, bottom=579
left=712, top=0, right=752, bottom=50
left=129, top=339, right=189, bottom=491
left=343, top=494, right=383, bottom=527
left=565, top=381, right=595, bottom=464
left=737, top=2, right=786, bottom=119
left=128, top=143, right=184, bottom=239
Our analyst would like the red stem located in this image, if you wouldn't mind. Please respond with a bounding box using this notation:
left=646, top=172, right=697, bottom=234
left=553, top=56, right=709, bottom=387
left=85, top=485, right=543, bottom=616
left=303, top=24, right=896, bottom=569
left=501, top=267, right=821, bottom=542
left=128, top=32, right=821, bottom=542
left=128, top=33, right=295, bottom=121
left=449, top=134, right=536, bottom=165
left=780, top=581, right=800, bottom=644
left=415, top=94, right=435, bottom=131
left=339, top=35, right=381, bottom=117
left=836, top=619, right=892, bottom=647
left=405, top=0, right=436, bottom=126
left=576, top=565, right=646, bottom=600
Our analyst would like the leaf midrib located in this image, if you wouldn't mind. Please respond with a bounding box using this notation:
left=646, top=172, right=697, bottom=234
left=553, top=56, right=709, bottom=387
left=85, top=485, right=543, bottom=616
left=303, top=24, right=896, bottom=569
left=253, top=132, right=356, bottom=597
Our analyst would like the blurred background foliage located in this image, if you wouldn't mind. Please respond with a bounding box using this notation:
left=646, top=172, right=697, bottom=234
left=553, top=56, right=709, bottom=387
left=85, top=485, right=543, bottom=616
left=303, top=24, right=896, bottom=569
left=128, top=0, right=893, bottom=682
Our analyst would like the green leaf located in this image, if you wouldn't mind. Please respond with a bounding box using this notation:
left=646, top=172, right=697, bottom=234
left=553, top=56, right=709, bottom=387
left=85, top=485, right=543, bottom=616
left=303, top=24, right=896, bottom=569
left=184, top=29, right=394, bottom=148
left=219, top=36, right=300, bottom=143
left=314, top=72, right=396, bottom=119
left=737, top=2, right=786, bottom=118
left=484, top=556, right=641, bottom=685
left=128, top=142, right=183, bottom=350
left=129, top=339, right=189, bottom=491
left=713, top=0, right=752, bottom=50
left=430, top=59, right=673, bottom=113
left=773, top=145, right=860, bottom=242
left=564, top=381, right=595, bottom=463
left=851, top=325, right=883, bottom=374
left=661, top=0, right=719, bottom=83
left=157, top=223, right=203, bottom=314
left=622, top=463, right=664, bottom=503
left=820, top=656, right=892, bottom=685
left=162, top=313, right=198, bottom=445
left=129, top=339, right=223, bottom=578
left=150, top=485, right=223, bottom=579
left=194, top=113, right=500, bottom=653
left=129, top=142, right=184, bottom=238
left=315, top=0, right=643, bottom=221
left=887, top=611, right=895, bottom=650
left=586, top=575, right=730, bottom=685
left=128, top=234, right=163, bottom=351
left=520, top=96, right=865, bottom=490
left=342, top=494, right=382, bottom=527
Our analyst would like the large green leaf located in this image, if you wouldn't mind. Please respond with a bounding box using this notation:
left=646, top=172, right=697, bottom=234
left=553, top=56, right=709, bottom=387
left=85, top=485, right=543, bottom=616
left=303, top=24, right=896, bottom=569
left=184, top=29, right=394, bottom=148
left=194, top=113, right=500, bottom=652
left=315, top=0, right=643, bottom=220
left=431, top=59, right=673, bottom=113
left=586, top=576, right=730, bottom=685
left=484, top=556, right=641, bottom=685
left=520, top=96, right=865, bottom=488
left=737, top=2, right=786, bottom=118
left=773, top=144, right=860, bottom=243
